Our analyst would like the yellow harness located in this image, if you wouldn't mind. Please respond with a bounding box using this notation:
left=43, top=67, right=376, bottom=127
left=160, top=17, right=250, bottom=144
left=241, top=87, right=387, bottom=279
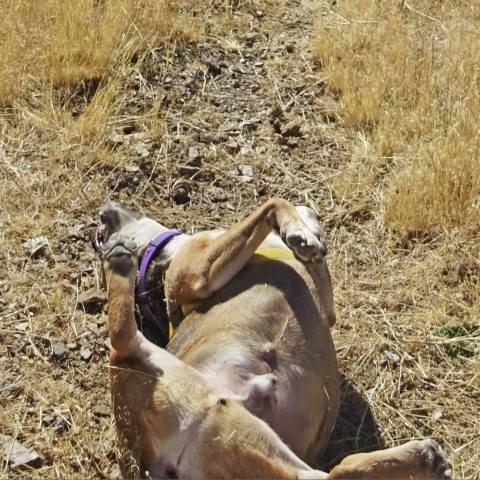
left=170, top=247, right=296, bottom=340
left=253, top=247, right=296, bottom=261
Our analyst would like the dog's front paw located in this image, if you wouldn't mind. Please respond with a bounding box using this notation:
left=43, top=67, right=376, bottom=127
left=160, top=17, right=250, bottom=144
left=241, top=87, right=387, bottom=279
left=284, top=229, right=327, bottom=263
left=102, top=233, right=138, bottom=271
left=417, top=439, right=452, bottom=480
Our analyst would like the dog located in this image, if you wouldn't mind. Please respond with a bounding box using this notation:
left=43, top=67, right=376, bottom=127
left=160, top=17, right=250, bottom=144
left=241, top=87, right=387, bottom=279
left=92, top=198, right=452, bottom=479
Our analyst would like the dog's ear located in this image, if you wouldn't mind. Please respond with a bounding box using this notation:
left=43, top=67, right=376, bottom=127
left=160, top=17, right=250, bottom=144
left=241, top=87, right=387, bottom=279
left=100, top=202, right=143, bottom=233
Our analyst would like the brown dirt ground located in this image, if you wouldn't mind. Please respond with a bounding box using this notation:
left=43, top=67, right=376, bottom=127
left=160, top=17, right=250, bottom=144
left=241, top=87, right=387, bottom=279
left=1, top=0, right=478, bottom=478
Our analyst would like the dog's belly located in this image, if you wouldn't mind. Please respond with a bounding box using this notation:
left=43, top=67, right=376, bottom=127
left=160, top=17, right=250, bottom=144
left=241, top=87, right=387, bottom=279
left=167, top=260, right=340, bottom=462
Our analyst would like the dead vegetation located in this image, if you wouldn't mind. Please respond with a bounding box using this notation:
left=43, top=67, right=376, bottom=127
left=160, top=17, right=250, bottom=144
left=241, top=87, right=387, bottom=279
left=1, top=0, right=479, bottom=478
left=311, top=0, right=480, bottom=232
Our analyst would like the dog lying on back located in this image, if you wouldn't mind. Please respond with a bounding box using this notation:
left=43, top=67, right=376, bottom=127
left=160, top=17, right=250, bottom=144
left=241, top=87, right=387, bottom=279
left=93, top=198, right=452, bottom=479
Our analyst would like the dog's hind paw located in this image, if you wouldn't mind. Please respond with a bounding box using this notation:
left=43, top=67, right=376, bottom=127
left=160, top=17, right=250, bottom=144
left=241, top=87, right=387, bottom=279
left=418, top=439, right=452, bottom=480
left=102, top=233, right=138, bottom=270
left=285, top=229, right=327, bottom=263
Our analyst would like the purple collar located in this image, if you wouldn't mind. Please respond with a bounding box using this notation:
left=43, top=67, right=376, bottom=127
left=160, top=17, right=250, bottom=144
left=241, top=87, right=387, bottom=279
left=135, top=230, right=182, bottom=328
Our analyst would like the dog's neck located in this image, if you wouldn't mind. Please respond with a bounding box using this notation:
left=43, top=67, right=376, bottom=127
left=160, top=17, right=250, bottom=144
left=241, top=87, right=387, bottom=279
left=135, top=232, right=189, bottom=347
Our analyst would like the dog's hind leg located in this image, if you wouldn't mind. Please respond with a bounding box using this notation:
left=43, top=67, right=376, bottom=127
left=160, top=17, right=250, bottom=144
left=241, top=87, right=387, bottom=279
left=328, top=439, right=452, bottom=480
left=165, top=198, right=327, bottom=310
left=296, top=206, right=336, bottom=327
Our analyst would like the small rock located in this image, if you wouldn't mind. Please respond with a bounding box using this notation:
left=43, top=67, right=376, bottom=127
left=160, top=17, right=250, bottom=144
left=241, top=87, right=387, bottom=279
left=432, top=410, right=443, bottom=421
left=135, top=145, right=150, bottom=158
left=383, top=350, right=400, bottom=365
left=191, top=132, right=216, bottom=144
left=109, top=133, right=125, bottom=146
left=42, top=413, right=68, bottom=435
left=254, top=61, right=264, bottom=68
left=78, top=331, right=94, bottom=341
left=178, top=165, right=200, bottom=178
left=80, top=348, right=92, bottom=362
left=205, top=59, right=222, bottom=76
left=93, top=405, right=111, bottom=418
left=225, top=140, right=240, bottom=154
left=205, top=186, right=229, bottom=203
left=130, top=132, right=148, bottom=142
left=178, top=165, right=200, bottom=177
left=77, top=288, right=107, bottom=314
left=287, top=138, right=300, bottom=148
left=188, top=147, right=202, bottom=165
left=280, top=120, right=302, bottom=138
left=1, top=435, right=44, bottom=470
left=185, top=77, right=198, bottom=91
left=239, top=118, right=261, bottom=130
left=244, top=32, right=259, bottom=41
left=238, top=165, right=253, bottom=177
left=0, top=374, right=20, bottom=398
left=86, top=321, right=100, bottom=334
left=86, top=440, right=102, bottom=463
left=232, top=164, right=254, bottom=183
left=14, top=322, right=29, bottom=332
left=22, top=236, right=49, bottom=258
left=67, top=342, right=78, bottom=351
left=51, top=341, right=66, bottom=359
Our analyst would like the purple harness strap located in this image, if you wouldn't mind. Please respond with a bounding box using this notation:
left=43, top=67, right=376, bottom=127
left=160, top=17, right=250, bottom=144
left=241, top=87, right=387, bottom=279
left=135, top=230, right=182, bottom=327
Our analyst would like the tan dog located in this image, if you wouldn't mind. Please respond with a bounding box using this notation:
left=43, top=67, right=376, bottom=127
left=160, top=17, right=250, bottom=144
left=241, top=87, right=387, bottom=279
left=95, top=198, right=452, bottom=479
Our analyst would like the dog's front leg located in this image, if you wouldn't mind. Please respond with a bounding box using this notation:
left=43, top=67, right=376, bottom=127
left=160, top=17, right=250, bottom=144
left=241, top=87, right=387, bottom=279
left=165, top=198, right=326, bottom=309
left=102, top=233, right=140, bottom=358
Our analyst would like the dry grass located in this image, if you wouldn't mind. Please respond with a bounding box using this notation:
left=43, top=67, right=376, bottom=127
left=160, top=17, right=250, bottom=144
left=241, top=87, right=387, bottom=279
left=0, top=0, right=203, bottom=106
left=1, top=0, right=479, bottom=478
left=311, top=0, right=480, bottom=233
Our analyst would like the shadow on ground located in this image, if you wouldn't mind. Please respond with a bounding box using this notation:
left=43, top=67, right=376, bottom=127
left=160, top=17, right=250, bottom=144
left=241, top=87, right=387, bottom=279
left=319, top=373, right=384, bottom=471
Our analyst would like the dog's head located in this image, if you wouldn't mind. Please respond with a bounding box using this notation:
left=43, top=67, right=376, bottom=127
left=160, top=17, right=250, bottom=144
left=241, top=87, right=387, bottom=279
left=91, top=202, right=176, bottom=346
left=92, top=202, right=142, bottom=253
left=92, top=202, right=168, bottom=256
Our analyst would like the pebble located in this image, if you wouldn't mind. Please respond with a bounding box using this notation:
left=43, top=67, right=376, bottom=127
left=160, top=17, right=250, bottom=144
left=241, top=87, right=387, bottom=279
left=52, top=341, right=66, bottom=359
left=188, top=146, right=202, bottom=164
left=225, top=140, right=240, bottom=154
left=1, top=435, right=44, bottom=470
left=22, top=236, right=49, bottom=258
left=77, top=288, right=107, bottom=314
left=80, top=348, right=92, bottom=361
left=280, top=120, right=302, bottom=137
